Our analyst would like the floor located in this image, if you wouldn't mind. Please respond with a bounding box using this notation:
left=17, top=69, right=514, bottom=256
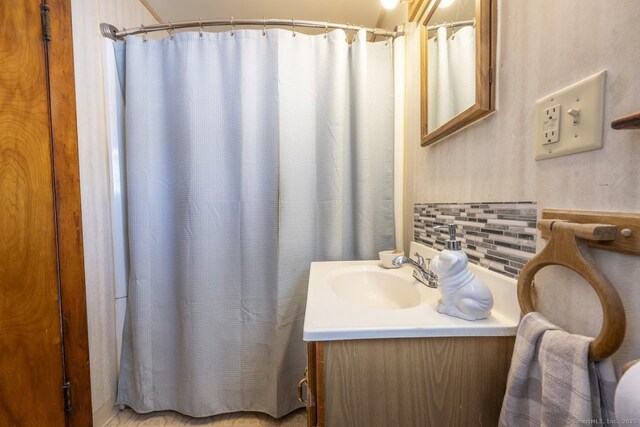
left=105, top=408, right=307, bottom=427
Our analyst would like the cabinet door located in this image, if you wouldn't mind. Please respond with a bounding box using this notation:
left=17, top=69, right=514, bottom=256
left=322, top=338, right=514, bottom=426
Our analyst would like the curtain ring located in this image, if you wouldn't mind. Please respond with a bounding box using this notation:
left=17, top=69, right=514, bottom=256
left=199, top=19, right=203, bottom=38
left=167, top=21, right=174, bottom=40
left=262, top=17, right=266, bottom=37
left=324, top=22, right=329, bottom=39
left=346, top=23, right=351, bottom=43
left=292, top=18, right=296, bottom=37
left=141, top=24, right=147, bottom=43
left=230, top=16, right=235, bottom=36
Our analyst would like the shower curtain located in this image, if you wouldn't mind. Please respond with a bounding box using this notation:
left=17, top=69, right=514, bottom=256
left=427, top=25, right=476, bottom=132
left=114, top=29, right=395, bottom=417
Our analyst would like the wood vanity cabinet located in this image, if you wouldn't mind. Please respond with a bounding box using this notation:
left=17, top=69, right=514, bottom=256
left=300, top=336, right=515, bottom=427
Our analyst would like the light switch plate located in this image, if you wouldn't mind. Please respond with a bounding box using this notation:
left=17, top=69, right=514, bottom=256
left=535, top=71, right=606, bottom=160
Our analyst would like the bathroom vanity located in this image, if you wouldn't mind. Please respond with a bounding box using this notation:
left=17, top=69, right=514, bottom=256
left=303, top=336, right=513, bottom=426
left=301, top=242, right=519, bottom=427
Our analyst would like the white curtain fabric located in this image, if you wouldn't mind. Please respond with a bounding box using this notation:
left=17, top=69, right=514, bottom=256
left=114, top=29, right=395, bottom=418
left=427, top=25, right=476, bottom=132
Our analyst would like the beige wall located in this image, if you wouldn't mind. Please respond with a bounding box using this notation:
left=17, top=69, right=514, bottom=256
left=70, top=1, right=158, bottom=425
left=404, top=0, right=640, bottom=374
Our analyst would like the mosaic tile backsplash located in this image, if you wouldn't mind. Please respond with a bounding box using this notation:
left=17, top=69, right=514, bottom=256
left=414, top=202, right=538, bottom=278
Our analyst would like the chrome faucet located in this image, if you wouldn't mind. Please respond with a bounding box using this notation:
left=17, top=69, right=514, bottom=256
left=392, top=253, right=438, bottom=289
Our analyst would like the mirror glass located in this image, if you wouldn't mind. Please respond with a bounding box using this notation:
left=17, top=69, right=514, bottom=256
left=420, top=0, right=496, bottom=146
left=426, top=0, right=476, bottom=132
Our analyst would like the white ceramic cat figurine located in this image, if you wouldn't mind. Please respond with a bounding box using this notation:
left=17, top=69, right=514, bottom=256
left=430, top=248, right=494, bottom=321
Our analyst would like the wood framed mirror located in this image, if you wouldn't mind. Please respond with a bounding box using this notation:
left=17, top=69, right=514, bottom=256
left=417, top=0, right=497, bottom=146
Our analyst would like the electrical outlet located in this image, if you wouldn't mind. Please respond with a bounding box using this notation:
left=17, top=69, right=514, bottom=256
left=542, top=104, right=560, bottom=144
left=535, top=71, right=606, bottom=160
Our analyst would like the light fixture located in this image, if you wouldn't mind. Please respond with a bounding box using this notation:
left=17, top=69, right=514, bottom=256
left=438, top=0, right=455, bottom=8
left=381, top=0, right=400, bottom=9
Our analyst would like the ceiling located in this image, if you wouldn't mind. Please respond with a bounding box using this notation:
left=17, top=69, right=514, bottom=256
left=429, top=0, right=475, bottom=26
left=145, top=0, right=386, bottom=31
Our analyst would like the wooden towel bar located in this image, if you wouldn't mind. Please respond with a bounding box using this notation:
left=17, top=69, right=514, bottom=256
left=517, top=219, right=627, bottom=361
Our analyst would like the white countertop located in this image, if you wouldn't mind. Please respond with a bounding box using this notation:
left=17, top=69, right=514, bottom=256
left=303, top=242, right=521, bottom=341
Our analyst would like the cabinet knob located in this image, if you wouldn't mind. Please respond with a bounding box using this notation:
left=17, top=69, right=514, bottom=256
left=297, top=369, right=309, bottom=405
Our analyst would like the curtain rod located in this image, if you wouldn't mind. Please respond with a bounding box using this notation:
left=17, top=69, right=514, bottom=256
left=427, top=19, right=475, bottom=32
left=100, top=19, right=404, bottom=41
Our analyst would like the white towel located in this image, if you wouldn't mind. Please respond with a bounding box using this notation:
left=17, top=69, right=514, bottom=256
left=499, top=312, right=617, bottom=427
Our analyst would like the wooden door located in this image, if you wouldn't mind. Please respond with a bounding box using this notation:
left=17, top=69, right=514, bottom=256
left=0, top=0, right=92, bottom=425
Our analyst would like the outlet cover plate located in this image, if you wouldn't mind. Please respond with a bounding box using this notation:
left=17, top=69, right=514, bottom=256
left=535, top=70, right=606, bottom=160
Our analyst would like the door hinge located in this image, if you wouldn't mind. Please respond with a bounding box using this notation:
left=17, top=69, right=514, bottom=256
left=63, top=381, right=72, bottom=412
left=41, top=4, right=52, bottom=41
left=489, top=66, right=493, bottom=85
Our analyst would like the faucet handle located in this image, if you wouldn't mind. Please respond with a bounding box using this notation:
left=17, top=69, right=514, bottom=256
left=413, top=252, right=425, bottom=267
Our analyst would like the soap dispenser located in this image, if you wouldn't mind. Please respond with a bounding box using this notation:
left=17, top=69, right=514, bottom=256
left=430, top=224, right=494, bottom=321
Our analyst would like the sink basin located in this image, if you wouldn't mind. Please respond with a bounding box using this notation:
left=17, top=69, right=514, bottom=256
left=303, top=241, right=521, bottom=341
left=328, top=265, right=422, bottom=310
